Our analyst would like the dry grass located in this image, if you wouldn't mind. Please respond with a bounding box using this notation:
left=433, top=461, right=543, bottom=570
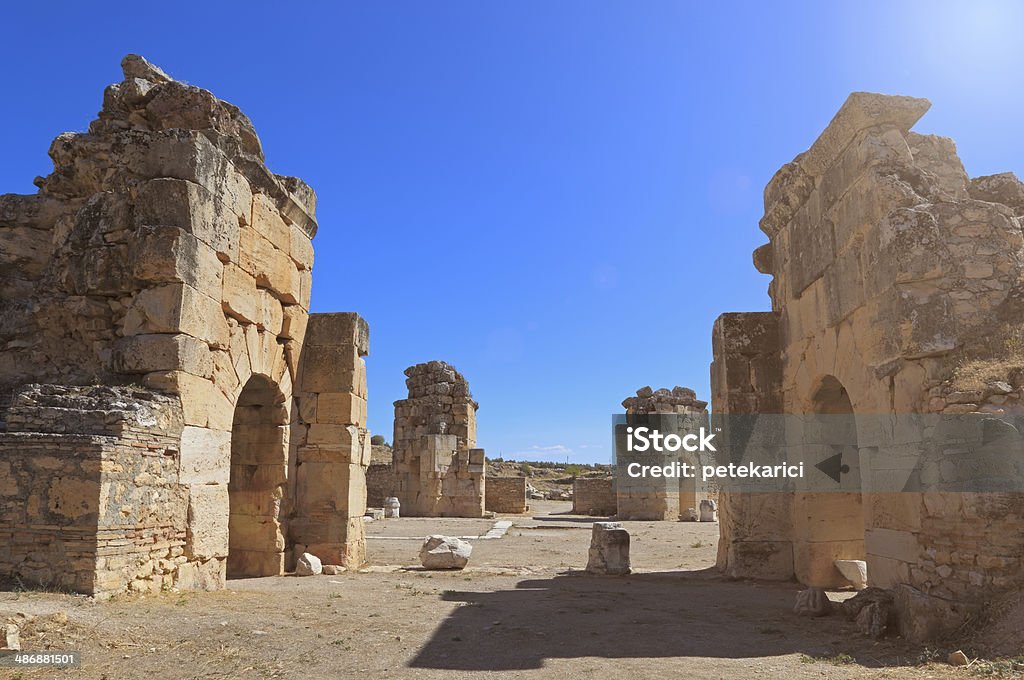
left=951, top=324, right=1024, bottom=391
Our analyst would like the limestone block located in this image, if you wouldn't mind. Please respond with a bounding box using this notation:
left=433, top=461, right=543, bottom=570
left=280, top=304, right=308, bottom=341
left=132, top=225, right=223, bottom=296
left=258, top=241, right=300, bottom=305
left=252, top=192, right=291, bottom=253
left=865, top=528, right=920, bottom=563
left=289, top=223, right=314, bottom=270
left=135, top=177, right=244, bottom=262
left=295, top=461, right=366, bottom=517
left=222, top=265, right=258, bottom=324
left=298, top=345, right=364, bottom=394
left=835, top=559, right=868, bottom=590
left=296, top=551, right=322, bottom=576
left=122, top=283, right=229, bottom=348
left=179, top=426, right=231, bottom=485
left=187, top=485, right=229, bottom=560
left=316, top=393, right=367, bottom=426
left=257, top=289, right=283, bottom=336
left=586, top=522, right=631, bottom=575
left=144, top=371, right=233, bottom=430
left=419, top=535, right=472, bottom=569
left=228, top=517, right=285, bottom=552
left=305, top=312, right=370, bottom=355
left=112, top=333, right=213, bottom=377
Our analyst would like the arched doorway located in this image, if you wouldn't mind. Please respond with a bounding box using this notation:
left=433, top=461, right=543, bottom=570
left=227, top=374, right=288, bottom=578
left=792, top=375, right=866, bottom=587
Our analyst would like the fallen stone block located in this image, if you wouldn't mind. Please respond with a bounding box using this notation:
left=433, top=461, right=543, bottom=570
left=296, top=552, right=322, bottom=576
left=419, top=535, right=472, bottom=570
left=793, top=587, right=832, bottom=617
left=586, top=522, right=631, bottom=575
left=834, top=559, right=868, bottom=590
left=322, top=564, right=345, bottom=575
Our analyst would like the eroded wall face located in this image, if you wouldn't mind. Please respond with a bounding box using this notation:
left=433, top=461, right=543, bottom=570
left=716, top=92, right=1024, bottom=598
left=0, top=55, right=370, bottom=594
left=485, top=477, right=528, bottom=514
left=392, top=361, right=485, bottom=517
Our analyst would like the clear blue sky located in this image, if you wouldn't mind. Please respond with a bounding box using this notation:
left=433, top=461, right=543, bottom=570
left=3, top=2, right=1022, bottom=463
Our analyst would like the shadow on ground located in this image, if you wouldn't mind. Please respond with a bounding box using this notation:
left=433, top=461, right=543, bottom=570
left=409, top=571, right=927, bottom=671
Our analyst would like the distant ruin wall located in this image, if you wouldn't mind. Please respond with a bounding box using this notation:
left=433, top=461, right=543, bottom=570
left=484, top=477, right=528, bottom=514
left=366, top=463, right=395, bottom=509
left=392, top=361, right=485, bottom=517
left=618, top=386, right=710, bottom=520
left=573, top=478, right=616, bottom=516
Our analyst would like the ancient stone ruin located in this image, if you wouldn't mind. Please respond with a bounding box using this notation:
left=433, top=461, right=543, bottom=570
left=484, top=477, right=528, bottom=514
left=618, top=386, right=713, bottom=520
left=391, top=361, right=486, bottom=517
left=712, top=92, right=1024, bottom=601
left=0, top=55, right=369, bottom=596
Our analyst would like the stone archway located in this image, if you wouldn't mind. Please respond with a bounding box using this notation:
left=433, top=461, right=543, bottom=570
left=227, top=374, right=289, bottom=578
left=792, top=375, right=866, bottom=587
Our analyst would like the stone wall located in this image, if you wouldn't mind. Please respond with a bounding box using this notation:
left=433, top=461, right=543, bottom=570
left=366, top=463, right=395, bottom=509
left=392, top=361, right=485, bottom=517
left=485, top=477, right=528, bottom=514
left=713, top=91, right=1024, bottom=600
left=0, top=55, right=370, bottom=595
left=572, top=478, right=616, bottom=516
left=618, top=386, right=711, bottom=520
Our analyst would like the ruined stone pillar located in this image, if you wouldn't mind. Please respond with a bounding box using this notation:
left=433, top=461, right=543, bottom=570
left=291, top=313, right=370, bottom=569
left=618, top=386, right=710, bottom=520
left=392, top=361, right=485, bottom=517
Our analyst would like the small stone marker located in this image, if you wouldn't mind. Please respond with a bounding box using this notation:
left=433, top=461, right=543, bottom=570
left=2, top=623, right=20, bottom=651
left=384, top=497, right=401, bottom=519
left=419, top=535, right=472, bottom=569
left=586, top=522, right=631, bottom=575
left=296, top=552, right=322, bottom=576
left=699, top=499, right=717, bottom=522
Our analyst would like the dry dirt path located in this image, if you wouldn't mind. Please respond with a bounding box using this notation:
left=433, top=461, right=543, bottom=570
left=0, top=502, right=970, bottom=679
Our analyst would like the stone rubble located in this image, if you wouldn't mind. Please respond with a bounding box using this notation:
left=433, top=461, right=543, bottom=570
left=419, top=535, right=473, bottom=570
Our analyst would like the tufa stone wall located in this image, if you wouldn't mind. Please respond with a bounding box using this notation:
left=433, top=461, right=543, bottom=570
left=484, top=477, right=528, bottom=514
left=392, top=361, right=485, bottom=517
left=712, top=92, right=1024, bottom=600
left=0, top=55, right=370, bottom=595
left=618, top=386, right=712, bottom=520
left=572, top=478, right=617, bottom=516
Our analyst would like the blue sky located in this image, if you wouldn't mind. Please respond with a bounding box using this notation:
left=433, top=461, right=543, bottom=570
left=3, top=2, right=1023, bottom=463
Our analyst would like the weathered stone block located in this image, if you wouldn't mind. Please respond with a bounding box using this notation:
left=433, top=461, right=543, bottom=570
left=179, top=426, right=231, bottom=485
left=113, top=333, right=213, bottom=377
left=187, top=484, right=229, bottom=560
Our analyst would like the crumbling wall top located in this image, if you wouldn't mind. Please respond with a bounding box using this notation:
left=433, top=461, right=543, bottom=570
left=622, top=386, right=707, bottom=413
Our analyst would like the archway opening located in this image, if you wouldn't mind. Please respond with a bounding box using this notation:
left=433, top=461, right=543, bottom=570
left=227, top=374, right=288, bottom=578
left=793, top=375, right=865, bottom=587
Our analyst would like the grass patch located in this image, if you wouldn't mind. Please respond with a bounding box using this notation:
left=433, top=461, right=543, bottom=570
left=799, top=653, right=854, bottom=666
left=970, top=656, right=1024, bottom=677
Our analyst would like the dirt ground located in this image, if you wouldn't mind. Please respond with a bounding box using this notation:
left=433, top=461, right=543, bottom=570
left=0, top=502, right=999, bottom=679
